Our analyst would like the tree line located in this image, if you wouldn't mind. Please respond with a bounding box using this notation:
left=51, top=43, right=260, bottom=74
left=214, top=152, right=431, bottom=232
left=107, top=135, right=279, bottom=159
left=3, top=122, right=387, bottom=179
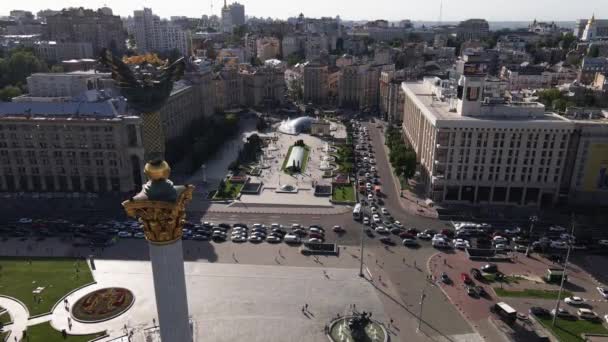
left=385, top=125, right=417, bottom=183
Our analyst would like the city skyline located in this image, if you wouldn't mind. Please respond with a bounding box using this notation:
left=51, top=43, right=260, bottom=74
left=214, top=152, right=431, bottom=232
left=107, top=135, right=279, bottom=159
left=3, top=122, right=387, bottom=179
left=1, top=0, right=606, bottom=21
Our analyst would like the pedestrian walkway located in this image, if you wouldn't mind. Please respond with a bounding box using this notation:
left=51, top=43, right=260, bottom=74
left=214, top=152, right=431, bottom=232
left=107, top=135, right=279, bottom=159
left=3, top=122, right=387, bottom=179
left=0, top=296, right=29, bottom=341
left=206, top=202, right=351, bottom=215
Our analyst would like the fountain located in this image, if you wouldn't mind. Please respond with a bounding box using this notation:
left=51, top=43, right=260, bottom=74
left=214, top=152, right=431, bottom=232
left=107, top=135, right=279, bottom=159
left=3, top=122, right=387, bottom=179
left=328, top=311, right=388, bottom=342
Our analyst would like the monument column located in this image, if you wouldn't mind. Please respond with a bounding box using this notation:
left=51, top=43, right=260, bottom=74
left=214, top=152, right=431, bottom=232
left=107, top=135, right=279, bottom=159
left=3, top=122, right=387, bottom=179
left=122, top=161, right=194, bottom=342
left=148, top=239, right=192, bottom=342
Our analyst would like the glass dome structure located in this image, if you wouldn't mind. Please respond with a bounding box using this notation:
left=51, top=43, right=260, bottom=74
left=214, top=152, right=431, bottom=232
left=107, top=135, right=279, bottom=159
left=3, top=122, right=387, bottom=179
left=278, top=116, right=315, bottom=135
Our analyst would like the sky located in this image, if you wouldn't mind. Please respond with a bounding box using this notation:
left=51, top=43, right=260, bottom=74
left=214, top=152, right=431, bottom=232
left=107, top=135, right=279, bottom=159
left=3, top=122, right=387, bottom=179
left=1, top=0, right=606, bottom=22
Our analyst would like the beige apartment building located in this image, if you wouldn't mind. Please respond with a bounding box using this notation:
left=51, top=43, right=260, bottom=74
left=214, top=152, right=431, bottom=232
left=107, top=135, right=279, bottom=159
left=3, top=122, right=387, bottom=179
left=402, top=75, right=575, bottom=206
left=0, top=101, right=145, bottom=193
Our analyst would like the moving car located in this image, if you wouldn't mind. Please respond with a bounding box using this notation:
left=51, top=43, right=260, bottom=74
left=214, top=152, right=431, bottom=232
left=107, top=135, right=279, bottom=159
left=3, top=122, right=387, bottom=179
left=551, top=308, right=576, bottom=320
left=597, top=287, right=608, bottom=299
left=481, top=264, right=498, bottom=273
left=529, top=307, right=551, bottom=318
left=332, top=225, right=345, bottom=233
left=379, top=236, right=395, bottom=245
left=564, top=296, right=585, bottom=306
left=440, top=272, right=451, bottom=284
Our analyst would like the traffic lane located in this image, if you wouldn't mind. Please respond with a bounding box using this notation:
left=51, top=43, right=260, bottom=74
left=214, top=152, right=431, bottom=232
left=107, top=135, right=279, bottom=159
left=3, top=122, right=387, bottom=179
left=364, top=122, right=445, bottom=230
left=368, top=241, right=476, bottom=337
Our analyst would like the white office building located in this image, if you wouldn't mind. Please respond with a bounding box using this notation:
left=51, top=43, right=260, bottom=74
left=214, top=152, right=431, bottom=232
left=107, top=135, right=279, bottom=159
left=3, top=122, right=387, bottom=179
left=133, top=8, right=191, bottom=57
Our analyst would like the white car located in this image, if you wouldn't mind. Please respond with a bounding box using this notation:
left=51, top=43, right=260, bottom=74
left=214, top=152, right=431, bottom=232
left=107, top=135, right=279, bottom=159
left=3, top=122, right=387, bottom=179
left=577, top=308, right=599, bottom=320
left=370, top=166, right=376, bottom=172
left=417, top=232, right=432, bottom=240
left=550, top=241, right=569, bottom=249
left=267, top=236, right=281, bottom=243
left=493, top=236, right=508, bottom=244
left=432, top=234, right=447, bottom=241
left=375, top=226, right=389, bottom=234
left=284, top=234, right=301, bottom=243
left=133, top=232, right=145, bottom=239
left=371, top=207, right=378, bottom=214
left=363, top=217, right=370, bottom=225
left=372, top=215, right=381, bottom=224
left=118, top=231, right=132, bottom=238
left=291, top=223, right=302, bottom=229
left=597, top=287, right=608, bottom=299
left=18, top=218, right=33, bottom=224
left=367, top=194, right=373, bottom=200
left=309, top=227, right=324, bottom=235
left=231, top=235, right=247, bottom=243
left=549, top=225, right=567, bottom=232
left=393, top=221, right=403, bottom=228
left=432, top=239, right=450, bottom=248
left=248, top=235, right=263, bottom=242
left=598, top=240, right=608, bottom=247
left=271, top=223, right=282, bottom=230
left=514, top=245, right=527, bottom=252
left=564, top=296, right=585, bottom=306
left=381, top=208, right=389, bottom=215
left=453, top=239, right=470, bottom=249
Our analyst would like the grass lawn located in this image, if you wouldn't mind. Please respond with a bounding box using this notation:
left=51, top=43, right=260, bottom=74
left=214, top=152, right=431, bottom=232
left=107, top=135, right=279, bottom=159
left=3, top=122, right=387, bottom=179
left=483, top=274, right=522, bottom=284
left=27, top=322, right=105, bottom=342
left=332, top=185, right=356, bottom=203
left=493, top=288, right=572, bottom=299
left=281, top=145, right=310, bottom=174
left=0, top=258, right=93, bottom=316
left=213, top=180, right=244, bottom=200
left=0, top=310, right=11, bottom=325
left=537, top=316, right=608, bottom=342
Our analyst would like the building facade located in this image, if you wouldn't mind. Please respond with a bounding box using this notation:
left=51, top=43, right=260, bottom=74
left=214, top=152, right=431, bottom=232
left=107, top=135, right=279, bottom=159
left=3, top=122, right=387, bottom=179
left=256, top=37, right=280, bottom=61
left=578, top=57, right=608, bottom=85
left=33, top=41, right=93, bottom=62
left=401, top=76, right=575, bottom=206
left=0, top=101, right=144, bottom=193
left=303, top=64, right=328, bottom=105
left=241, top=65, right=286, bottom=108
left=380, top=70, right=405, bottom=123
left=45, top=7, right=126, bottom=54
left=133, top=8, right=191, bottom=56
left=457, top=19, right=490, bottom=41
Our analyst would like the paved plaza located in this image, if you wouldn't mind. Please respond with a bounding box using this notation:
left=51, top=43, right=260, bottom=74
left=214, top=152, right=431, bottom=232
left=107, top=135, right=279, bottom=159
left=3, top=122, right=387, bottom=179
left=50, top=260, right=387, bottom=342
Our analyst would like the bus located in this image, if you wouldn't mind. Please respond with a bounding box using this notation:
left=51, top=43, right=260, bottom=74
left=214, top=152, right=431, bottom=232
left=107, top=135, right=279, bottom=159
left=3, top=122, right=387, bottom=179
left=353, top=203, right=362, bottom=220
left=491, top=302, right=517, bottom=324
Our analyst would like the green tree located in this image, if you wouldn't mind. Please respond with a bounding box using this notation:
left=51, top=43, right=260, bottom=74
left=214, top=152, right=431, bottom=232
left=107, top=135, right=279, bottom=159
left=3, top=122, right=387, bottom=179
left=4, top=50, right=48, bottom=88
left=0, top=85, right=22, bottom=101
left=588, top=45, right=600, bottom=58
left=537, top=88, right=563, bottom=107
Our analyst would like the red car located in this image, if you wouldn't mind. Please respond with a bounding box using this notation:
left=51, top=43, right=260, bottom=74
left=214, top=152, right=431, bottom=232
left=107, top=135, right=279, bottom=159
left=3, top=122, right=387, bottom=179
left=406, top=228, right=419, bottom=235
left=461, top=273, right=473, bottom=285
left=309, top=232, right=324, bottom=240
left=399, top=232, right=415, bottom=239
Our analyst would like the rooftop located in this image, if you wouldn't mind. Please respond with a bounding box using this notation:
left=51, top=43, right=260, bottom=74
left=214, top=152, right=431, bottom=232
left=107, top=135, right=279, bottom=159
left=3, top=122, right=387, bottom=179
left=402, top=81, right=570, bottom=127
left=0, top=100, right=125, bottom=120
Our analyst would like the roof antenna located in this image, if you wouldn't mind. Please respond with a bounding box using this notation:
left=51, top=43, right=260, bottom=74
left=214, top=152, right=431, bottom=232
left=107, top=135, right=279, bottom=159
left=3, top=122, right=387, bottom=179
left=438, top=0, right=443, bottom=25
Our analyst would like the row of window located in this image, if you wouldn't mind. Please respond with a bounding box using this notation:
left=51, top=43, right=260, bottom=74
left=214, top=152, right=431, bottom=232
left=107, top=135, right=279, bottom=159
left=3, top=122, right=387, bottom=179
left=3, top=166, right=120, bottom=176
left=0, top=125, right=114, bottom=132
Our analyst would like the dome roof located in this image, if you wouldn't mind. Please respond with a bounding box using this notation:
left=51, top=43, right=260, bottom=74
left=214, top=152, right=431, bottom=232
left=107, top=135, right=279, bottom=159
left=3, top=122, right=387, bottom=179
left=278, top=116, right=315, bottom=135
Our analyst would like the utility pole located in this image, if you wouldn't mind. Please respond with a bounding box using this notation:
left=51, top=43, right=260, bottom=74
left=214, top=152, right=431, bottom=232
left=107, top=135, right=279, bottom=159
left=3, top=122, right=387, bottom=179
left=552, top=214, right=575, bottom=327
left=417, top=284, right=427, bottom=333
left=526, top=215, right=538, bottom=257
left=359, top=218, right=365, bottom=277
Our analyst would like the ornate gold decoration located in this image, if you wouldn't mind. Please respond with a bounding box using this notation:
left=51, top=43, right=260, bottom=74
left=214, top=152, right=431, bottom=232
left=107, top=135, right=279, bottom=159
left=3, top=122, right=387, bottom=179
left=144, top=159, right=171, bottom=181
left=122, top=185, right=195, bottom=245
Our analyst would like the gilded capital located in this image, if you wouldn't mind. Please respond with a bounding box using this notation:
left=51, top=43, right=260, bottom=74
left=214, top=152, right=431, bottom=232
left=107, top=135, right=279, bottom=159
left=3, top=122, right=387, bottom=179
left=122, top=185, right=195, bottom=245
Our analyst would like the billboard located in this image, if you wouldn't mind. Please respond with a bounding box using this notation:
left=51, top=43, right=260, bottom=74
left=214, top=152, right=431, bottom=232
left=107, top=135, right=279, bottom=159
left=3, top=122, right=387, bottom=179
left=462, top=62, right=488, bottom=76
left=583, top=143, right=608, bottom=192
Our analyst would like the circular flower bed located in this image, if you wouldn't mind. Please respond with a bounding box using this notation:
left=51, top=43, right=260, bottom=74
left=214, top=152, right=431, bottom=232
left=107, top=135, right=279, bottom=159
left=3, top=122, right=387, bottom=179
left=72, top=287, right=134, bottom=323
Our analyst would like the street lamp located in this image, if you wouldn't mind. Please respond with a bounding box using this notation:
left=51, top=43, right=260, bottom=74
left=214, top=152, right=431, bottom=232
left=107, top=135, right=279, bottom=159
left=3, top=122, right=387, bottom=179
left=417, top=282, right=428, bottom=333
left=552, top=214, right=576, bottom=327
left=525, top=215, right=538, bottom=257
left=359, top=223, right=365, bottom=277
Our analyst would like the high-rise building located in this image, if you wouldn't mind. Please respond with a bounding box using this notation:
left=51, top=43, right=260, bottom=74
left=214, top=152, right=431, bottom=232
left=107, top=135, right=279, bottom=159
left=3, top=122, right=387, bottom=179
left=457, top=19, right=490, bottom=41
left=133, top=8, right=191, bottom=57
left=45, top=7, right=126, bottom=54
left=221, top=1, right=245, bottom=33
left=256, top=37, right=280, bottom=61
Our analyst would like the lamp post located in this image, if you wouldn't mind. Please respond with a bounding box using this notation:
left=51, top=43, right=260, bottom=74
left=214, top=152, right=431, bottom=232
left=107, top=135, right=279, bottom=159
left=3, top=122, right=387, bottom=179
left=552, top=214, right=576, bottom=327
left=417, top=283, right=427, bottom=333
left=359, top=222, right=365, bottom=277
left=525, top=215, right=538, bottom=257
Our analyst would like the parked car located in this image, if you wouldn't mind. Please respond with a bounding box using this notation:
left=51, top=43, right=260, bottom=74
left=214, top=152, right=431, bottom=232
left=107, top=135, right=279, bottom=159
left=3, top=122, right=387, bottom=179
left=475, top=286, right=487, bottom=297
left=470, top=268, right=483, bottom=280
left=332, top=225, right=345, bottom=233
left=284, top=234, right=301, bottom=244
left=577, top=308, right=599, bottom=321
left=597, top=287, right=608, bottom=299
left=402, top=238, right=418, bottom=247
left=551, top=308, right=576, bottom=320
left=461, top=273, right=474, bottom=285
left=417, top=232, right=432, bottom=240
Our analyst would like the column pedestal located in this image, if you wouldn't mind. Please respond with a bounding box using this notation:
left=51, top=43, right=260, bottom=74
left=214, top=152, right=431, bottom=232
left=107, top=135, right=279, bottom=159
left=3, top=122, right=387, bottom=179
left=149, top=239, right=192, bottom=342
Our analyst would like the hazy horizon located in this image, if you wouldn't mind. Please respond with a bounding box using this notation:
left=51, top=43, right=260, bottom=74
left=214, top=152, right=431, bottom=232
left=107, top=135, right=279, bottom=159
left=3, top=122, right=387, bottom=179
left=1, top=0, right=606, bottom=22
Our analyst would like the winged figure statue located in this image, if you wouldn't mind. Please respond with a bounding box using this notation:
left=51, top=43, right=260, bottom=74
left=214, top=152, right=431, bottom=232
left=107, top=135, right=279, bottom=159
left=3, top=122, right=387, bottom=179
left=99, top=48, right=186, bottom=113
